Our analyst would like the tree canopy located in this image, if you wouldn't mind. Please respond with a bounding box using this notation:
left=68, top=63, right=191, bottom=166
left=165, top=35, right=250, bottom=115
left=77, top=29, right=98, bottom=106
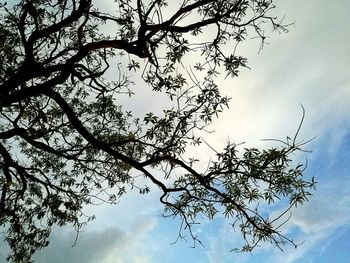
left=0, top=0, right=316, bottom=262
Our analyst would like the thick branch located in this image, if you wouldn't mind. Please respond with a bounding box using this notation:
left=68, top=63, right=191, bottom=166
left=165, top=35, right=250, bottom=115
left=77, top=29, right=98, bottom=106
left=41, top=88, right=170, bottom=193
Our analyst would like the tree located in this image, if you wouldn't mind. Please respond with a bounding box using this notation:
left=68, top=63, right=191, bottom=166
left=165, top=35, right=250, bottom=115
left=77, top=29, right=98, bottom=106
left=0, top=0, right=316, bottom=262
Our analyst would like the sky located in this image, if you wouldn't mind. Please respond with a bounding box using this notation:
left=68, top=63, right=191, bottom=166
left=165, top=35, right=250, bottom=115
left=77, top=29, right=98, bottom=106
left=2, top=0, right=350, bottom=262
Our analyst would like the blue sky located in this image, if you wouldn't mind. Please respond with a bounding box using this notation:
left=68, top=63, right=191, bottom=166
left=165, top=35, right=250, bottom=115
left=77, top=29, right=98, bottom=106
left=2, top=0, right=350, bottom=262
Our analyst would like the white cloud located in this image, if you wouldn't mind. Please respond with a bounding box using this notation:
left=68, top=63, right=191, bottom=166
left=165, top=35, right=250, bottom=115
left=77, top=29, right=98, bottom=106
left=293, top=185, right=350, bottom=235
left=136, top=6, right=350, bottom=263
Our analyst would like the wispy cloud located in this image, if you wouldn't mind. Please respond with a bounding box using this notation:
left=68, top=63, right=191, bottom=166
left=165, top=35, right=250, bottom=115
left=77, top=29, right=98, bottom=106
left=272, top=181, right=350, bottom=263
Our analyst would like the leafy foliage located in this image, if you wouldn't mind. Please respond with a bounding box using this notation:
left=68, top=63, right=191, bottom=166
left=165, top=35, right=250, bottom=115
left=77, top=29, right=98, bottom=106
left=0, top=0, right=315, bottom=262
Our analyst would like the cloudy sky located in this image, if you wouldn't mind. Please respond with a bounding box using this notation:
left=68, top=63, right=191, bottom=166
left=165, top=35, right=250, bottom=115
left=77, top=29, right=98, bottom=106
left=2, top=0, right=350, bottom=262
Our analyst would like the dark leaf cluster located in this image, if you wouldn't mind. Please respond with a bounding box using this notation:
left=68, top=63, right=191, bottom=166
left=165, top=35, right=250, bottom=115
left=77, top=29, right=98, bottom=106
left=0, top=0, right=313, bottom=262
